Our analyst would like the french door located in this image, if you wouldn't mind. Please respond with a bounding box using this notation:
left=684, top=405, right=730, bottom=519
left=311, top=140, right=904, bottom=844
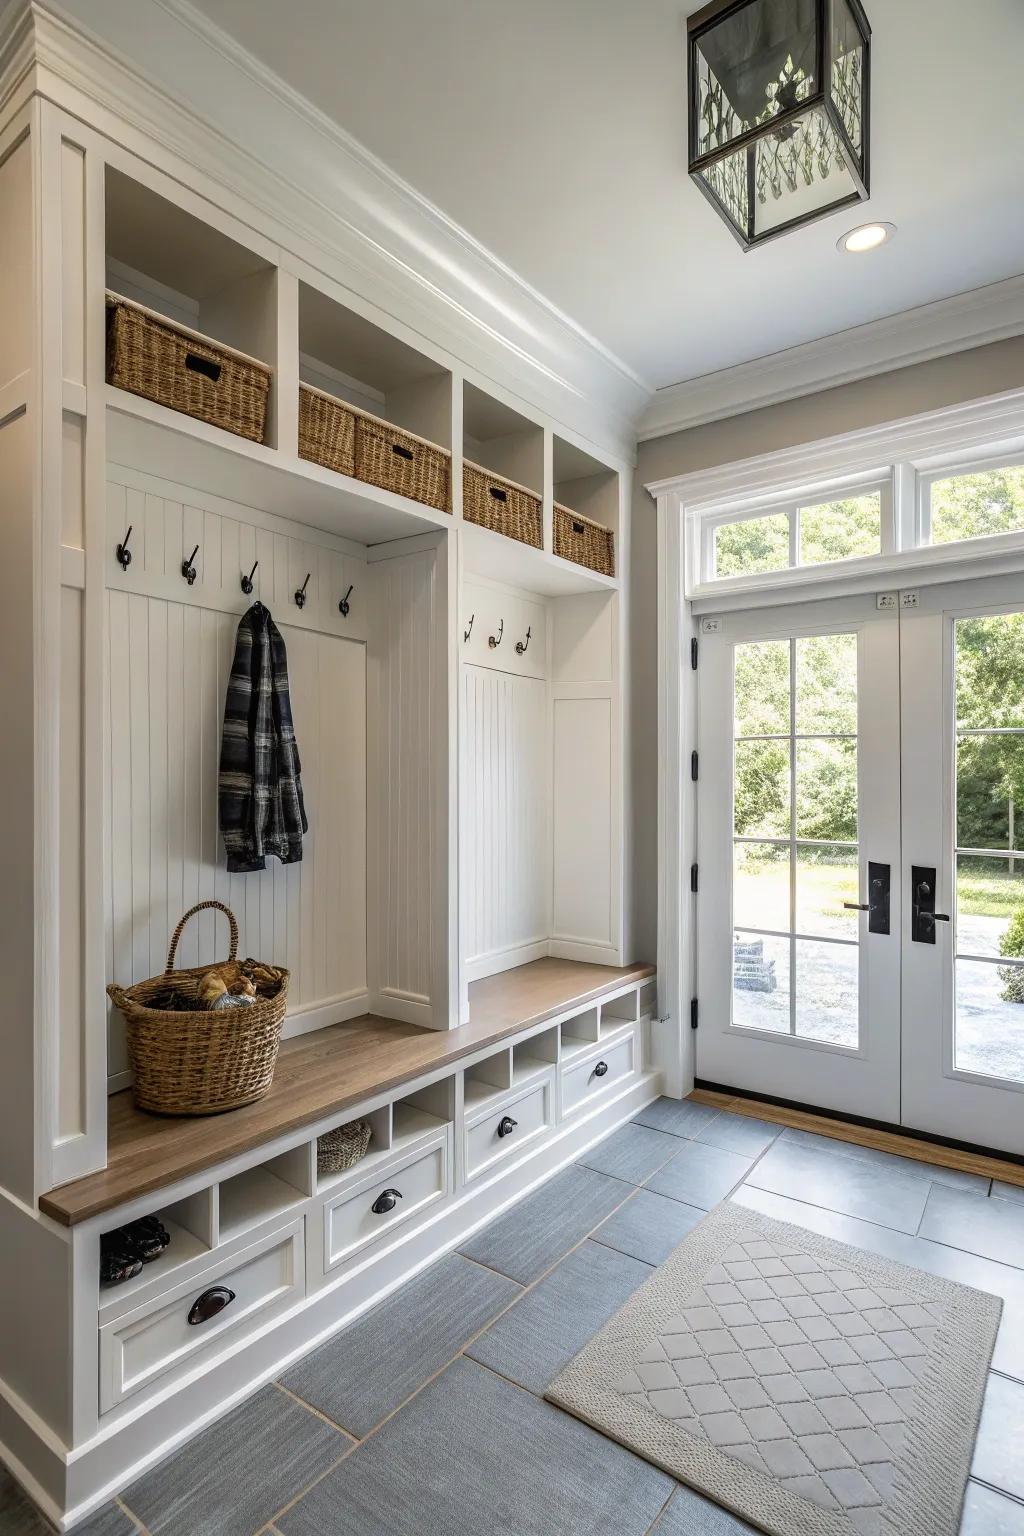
left=696, top=576, right=1024, bottom=1157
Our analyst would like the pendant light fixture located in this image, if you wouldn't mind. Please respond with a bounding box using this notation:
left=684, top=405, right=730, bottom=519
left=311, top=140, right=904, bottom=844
left=688, top=0, right=871, bottom=249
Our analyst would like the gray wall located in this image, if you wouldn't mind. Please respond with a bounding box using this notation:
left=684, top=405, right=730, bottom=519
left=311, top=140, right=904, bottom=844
left=629, top=334, right=1024, bottom=964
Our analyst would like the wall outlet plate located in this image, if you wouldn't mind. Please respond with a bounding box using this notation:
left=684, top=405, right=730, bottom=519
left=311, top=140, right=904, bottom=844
left=900, top=590, right=920, bottom=609
left=876, top=592, right=898, bottom=610
left=701, top=617, right=723, bottom=634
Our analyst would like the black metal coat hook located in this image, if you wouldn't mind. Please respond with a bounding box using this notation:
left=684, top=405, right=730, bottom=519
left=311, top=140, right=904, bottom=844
left=181, top=545, right=199, bottom=586
left=515, top=625, right=532, bottom=656
left=489, top=618, right=504, bottom=649
left=241, top=560, right=259, bottom=596
left=464, top=614, right=475, bottom=643
left=338, top=584, right=354, bottom=617
left=116, top=526, right=133, bottom=572
left=295, top=573, right=311, bottom=610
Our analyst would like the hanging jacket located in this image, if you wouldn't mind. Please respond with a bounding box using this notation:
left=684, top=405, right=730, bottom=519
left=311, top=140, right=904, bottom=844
left=219, top=602, right=308, bottom=873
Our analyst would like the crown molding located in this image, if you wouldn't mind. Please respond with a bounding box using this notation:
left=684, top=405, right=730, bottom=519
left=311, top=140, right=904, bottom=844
left=6, top=0, right=647, bottom=458
left=640, top=274, right=1024, bottom=442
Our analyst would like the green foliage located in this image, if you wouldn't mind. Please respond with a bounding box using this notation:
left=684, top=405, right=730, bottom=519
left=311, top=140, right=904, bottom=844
left=799, top=494, right=880, bottom=566
left=932, top=466, right=1024, bottom=546
left=716, top=513, right=789, bottom=577
left=1000, top=907, right=1024, bottom=960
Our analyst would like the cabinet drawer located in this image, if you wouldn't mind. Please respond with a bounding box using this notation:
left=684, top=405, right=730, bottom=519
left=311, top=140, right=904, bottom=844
left=323, top=1128, right=450, bottom=1274
left=560, top=1032, right=637, bottom=1119
left=464, top=1073, right=554, bottom=1183
left=100, top=1218, right=304, bottom=1414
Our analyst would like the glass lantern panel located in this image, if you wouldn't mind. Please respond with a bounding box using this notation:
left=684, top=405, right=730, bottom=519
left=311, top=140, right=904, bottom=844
left=697, top=156, right=750, bottom=242
left=828, top=0, right=867, bottom=170
left=693, top=0, right=821, bottom=158
left=751, top=103, right=860, bottom=238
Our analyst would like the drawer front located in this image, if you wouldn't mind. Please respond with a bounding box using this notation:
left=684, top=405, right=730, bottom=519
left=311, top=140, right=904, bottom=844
left=100, top=1218, right=304, bottom=1414
left=465, top=1074, right=554, bottom=1182
left=560, top=1032, right=637, bottom=1119
left=324, top=1129, right=450, bottom=1274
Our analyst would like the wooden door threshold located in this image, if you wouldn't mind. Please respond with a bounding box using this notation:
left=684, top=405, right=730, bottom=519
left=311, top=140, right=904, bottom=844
left=691, top=1082, right=1024, bottom=1190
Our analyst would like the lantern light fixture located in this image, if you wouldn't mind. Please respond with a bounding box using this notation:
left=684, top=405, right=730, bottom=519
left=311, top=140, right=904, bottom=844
left=688, top=0, right=872, bottom=250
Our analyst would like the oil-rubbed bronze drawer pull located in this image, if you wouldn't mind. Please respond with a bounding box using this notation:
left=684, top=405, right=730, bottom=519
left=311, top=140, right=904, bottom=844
left=371, top=1187, right=403, bottom=1215
left=497, top=1116, right=518, bottom=1138
left=187, top=1286, right=235, bottom=1326
left=185, top=352, right=222, bottom=383
left=592, top=1060, right=609, bottom=1078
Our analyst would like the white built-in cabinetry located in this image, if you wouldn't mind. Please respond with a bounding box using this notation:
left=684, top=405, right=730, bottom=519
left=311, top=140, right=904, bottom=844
left=0, top=12, right=651, bottom=1529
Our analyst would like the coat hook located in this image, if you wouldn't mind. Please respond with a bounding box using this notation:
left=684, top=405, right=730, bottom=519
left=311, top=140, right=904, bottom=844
left=515, top=625, right=532, bottom=656
left=116, top=525, right=133, bottom=572
left=488, top=619, right=504, bottom=649
left=295, top=572, right=311, bottom=610
left=181, top=545, right=199, bottom=586
left=338, top=584, right=354, bottom=617
left=464, top=614, right=475, bottom=643
left=241, top=560, right=259, bottom=596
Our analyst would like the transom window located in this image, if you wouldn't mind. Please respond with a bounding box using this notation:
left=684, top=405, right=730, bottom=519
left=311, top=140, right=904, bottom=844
left=710, top=481, right=885, bottom=581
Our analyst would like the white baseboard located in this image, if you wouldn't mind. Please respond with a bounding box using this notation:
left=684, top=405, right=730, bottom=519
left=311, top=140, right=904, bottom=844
left=548, top=937, right=622, bottom=966
left=279, top=991, right=370, bottom=1041
left=371, top=987, right=436, bottom=1028
left=464, top=939, right=550, bottom=983
left=23, top=1070, right=660, bottom=1530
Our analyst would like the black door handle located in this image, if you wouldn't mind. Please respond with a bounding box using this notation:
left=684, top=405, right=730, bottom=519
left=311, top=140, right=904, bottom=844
left=187, top=1286, right=235, bottom=1326
left=592, top=1060, right=609, bottom=1078
left=371, top=1187, right=403, bottom=1214
left=911, top=865, right=949, bottom=943
left=497, top=1116, right=517, bottom=1138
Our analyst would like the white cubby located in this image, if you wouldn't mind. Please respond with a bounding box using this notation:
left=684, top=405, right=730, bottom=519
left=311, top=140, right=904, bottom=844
left=559, top=1008, right=601, bottom=1059
left=218, top=1149, right=309, bottom=1244
left=553, top=434, right=619, bottom=542
left=464, top=1049, right=513, bottom=1111
left=98, top=1188, right=216, bottom=1315
left=601, top=990, right=640, bottom=1028
left=463, top=381, right=544, bottom=497
left=512, top=1028, right=559, bottom=1083
left=298, top=282, right=452, bottom=449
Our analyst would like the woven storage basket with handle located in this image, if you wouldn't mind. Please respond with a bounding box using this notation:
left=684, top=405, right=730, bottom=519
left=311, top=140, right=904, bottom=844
left=463, top=461, right=542, bottom=548
left=107, top=901, right=288, bottom=1116
left=554, top=503, right=615, bottom=577
left=317, top=1120, right=372, bottom=1176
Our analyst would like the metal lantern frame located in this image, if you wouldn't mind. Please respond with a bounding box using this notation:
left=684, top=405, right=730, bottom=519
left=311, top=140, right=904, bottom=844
left=687, top=0, right=872, bottom=250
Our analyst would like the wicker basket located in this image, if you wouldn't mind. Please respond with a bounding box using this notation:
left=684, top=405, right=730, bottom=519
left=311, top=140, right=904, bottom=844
left=107, top=901, right=288, bottom=1116
left=355, top=412, right=451, bottom=513
left=106, top=294, right=271, bottom=444
left=298, top=383, right=356, bottom=478
left=554, top=503, right=615, bottom=577
left=317, top=1120, right=372, bottom=1176
left=463, top=462, right=542, bottom=548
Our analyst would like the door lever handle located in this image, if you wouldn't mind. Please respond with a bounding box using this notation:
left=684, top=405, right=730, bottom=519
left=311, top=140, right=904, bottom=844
left=843, top=902, right=869, bottom=911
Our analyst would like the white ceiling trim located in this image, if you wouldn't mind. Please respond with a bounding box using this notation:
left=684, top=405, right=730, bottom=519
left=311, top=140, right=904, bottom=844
left=640, top=274, right=1024, bottom=441
left=4, top=0, right=648, bottom=457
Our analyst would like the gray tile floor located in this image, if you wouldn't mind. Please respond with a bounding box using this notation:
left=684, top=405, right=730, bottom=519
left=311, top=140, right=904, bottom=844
left=5, top=1105, right=1024, bottom=1535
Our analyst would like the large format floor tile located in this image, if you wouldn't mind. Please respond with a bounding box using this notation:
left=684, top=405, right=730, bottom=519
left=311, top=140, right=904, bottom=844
left=744, top=1136, right=932, bottom=1233
left=578, top=1122, right=680, bottom=1184
left=646, top=1140, right=755, bottom=1209
left=0, top=1470, right=136, bottom=1536
left=280, top=1253, right=519, bottom=1437
left=466, top=1239, right=652, bottom=1394
left=734, top=1185, right=1024, bottom=1383
left=458, top=1164, right=630, bottom=1285
left=960, top=1480, right=1024, bottom=1534
left=779, top=1126, right=990, bottom=1194
left=921, top=1184, right=1024, bottom=1269
left=696, top=1111, right=780, bottom=1158
left=276, top=1358, right=673, bottom=1536
left=633, top=1097, right=721, bottom=1139
left=592, top=1187, right=705, bottom=1266
left=122, top=1383, right=345, bottom=1536
left=971, top=1373, right=1024, bottom=1502
left=652, top=1483, right=757, bottom=1533
left=993, top=1180, right=1024, bottom=1206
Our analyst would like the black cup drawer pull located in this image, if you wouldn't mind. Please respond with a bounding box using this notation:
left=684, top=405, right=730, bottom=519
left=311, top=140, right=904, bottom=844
left=391, top=443, right=414, bottom=460
left=497, top=1115, right=518, bottom=1139
left=371, top=1187, right=403, bottom=1215
left=187, top=1286, right=235, bottom=1326
left=185, top=352, right=222, bottom=383
left=592, top=1060, right=609, bottom=1079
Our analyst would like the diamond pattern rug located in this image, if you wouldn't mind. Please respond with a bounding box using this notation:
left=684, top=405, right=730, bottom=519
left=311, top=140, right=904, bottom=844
left=546, top=1201, right=1000, bottom=1536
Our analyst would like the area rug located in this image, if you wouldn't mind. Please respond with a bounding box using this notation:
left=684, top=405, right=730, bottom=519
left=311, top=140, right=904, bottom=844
left=546, top=1201, right=1001, bottom=1536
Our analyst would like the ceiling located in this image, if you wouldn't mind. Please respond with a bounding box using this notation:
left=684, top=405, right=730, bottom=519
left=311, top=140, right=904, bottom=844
left=188, top=0, right=1024, bottom=394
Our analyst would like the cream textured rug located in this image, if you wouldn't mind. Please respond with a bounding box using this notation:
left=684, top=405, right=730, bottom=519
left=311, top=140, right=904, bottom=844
left=547, top=1201, right=1001, bottom=1536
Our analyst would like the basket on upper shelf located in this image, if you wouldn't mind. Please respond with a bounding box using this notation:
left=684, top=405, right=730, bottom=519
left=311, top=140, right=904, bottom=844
left=107, top=901, right=289, bottom=1116
left=106, top=294, right=272, bottom=444
left=554, top=503, right=615, bottom=577
left=298, top=384, right=451, bottom=513
left=463, top=461, right=543, bottom=549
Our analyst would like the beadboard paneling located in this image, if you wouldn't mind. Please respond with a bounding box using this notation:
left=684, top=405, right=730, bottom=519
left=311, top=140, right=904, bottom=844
left=552, top=695, right=614, bottom=951
left=461, top=666, right=549, bottom=979
left=104, top=479, right=368, bottom=1082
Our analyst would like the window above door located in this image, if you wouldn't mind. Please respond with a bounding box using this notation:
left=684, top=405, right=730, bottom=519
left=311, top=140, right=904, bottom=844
left=646, top=387, right=1024, bottom=607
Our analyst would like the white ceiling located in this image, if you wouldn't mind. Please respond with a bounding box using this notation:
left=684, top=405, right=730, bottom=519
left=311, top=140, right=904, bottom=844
left=188, top=0, right=1024, bottom=393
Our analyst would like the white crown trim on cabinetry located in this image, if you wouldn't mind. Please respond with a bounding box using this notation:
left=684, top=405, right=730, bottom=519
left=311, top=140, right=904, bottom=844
left=1, top=0, right=646, bottom=460
left=640, top=275, right=1024, bottom=440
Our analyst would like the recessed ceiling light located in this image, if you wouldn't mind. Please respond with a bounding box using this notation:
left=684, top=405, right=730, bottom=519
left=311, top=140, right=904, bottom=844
left=838, top=221, right=896, bottom=254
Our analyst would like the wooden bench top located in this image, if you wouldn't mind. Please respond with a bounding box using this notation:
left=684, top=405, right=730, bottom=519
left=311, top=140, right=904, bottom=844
left=40, top=959, right=655, bottom=1226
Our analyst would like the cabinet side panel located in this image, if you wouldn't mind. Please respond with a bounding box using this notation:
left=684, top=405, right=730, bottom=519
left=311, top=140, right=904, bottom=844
left=552, top=695, right=614, bottom=951
left=0, top=135, right=33, bottom=393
